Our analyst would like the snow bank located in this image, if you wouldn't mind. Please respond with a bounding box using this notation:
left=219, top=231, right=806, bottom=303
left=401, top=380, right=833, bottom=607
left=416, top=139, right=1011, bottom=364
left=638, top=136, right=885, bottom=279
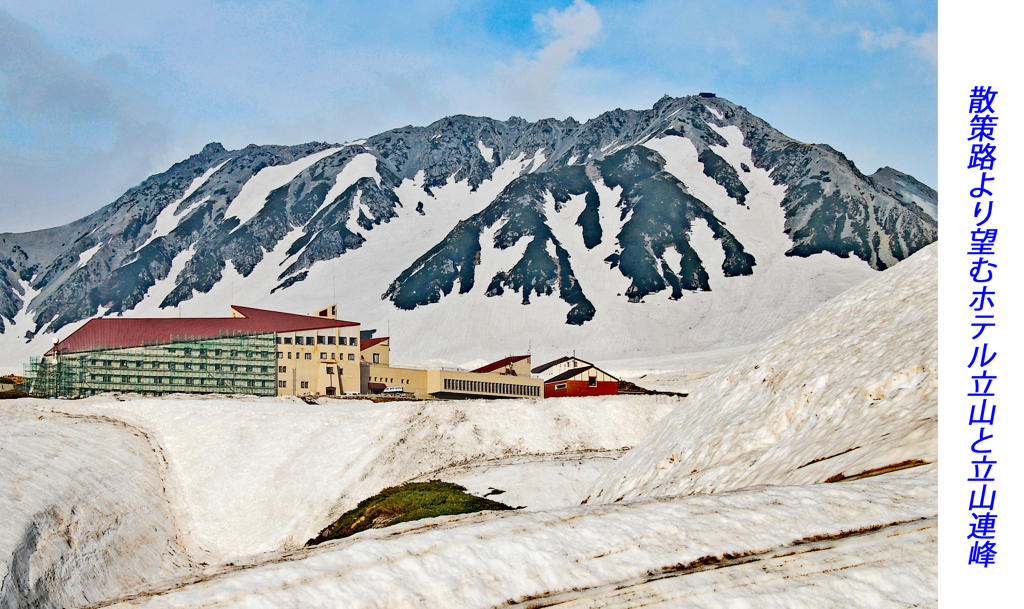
left=33, top=395, right=676, bottom=564
left=587, top=242, right=937, bottom=504
left=0, top=403, right=192, bottom=608
left=100, top=467, right=936, bottom=608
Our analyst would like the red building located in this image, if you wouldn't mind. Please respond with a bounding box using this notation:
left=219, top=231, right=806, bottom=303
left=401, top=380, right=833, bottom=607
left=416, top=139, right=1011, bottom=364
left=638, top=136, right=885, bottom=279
left=531, top=356, right=619, bottom=398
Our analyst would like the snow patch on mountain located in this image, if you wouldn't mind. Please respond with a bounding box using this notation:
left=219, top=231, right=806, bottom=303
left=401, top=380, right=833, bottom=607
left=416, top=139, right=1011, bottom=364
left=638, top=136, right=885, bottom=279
left=477, top=141, right=494, bottom=163
left=315, top=153, right=381, bottom=219
left=472, top=223, right=531, bottom=297
left=130, top=245, right=198, bottom=317
left=76, top=243, right=103, bottom=268
left=225, top=147, right=342, bottom=229
left=137, top=159, right=230, bottom=252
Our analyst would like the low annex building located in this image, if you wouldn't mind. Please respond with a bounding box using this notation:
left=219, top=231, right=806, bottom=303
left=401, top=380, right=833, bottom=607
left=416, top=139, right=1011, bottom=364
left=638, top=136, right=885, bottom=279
left=532, top=356, right=620, bottom=398
left=363, top=354, right=542, bottom=400
left=27, top=305, right=362, bottom=398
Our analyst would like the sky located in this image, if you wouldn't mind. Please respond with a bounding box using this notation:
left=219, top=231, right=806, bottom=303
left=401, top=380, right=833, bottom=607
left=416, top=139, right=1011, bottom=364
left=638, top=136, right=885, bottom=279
left=0, top=0, right=936, bottom=233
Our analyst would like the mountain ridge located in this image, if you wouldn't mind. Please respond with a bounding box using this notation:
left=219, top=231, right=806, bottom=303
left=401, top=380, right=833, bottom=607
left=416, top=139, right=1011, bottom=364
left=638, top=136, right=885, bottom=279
left=0, top=94, right=937, bottom=371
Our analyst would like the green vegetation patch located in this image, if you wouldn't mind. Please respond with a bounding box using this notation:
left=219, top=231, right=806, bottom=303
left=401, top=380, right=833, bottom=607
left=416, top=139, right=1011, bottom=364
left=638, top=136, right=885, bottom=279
left=307, top=481, right=514, bottom=546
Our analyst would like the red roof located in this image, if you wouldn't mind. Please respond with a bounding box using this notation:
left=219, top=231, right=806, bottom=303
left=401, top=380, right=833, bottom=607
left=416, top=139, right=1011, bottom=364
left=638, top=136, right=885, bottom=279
left=50, top=306, right=358, bottom=355
left=532, top=356, right=592, bottom=374
left=360, top=337, right=389, bottom=351
left=472, top=355, right=530, bottom=374
left=545, top=364, right=619, bottom=384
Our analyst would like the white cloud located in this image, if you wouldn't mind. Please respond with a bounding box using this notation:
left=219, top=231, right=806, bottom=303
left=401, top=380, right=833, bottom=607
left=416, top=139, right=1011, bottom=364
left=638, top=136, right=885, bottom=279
left=499, top=0, right=603, bottom=118
left=859, top=28, right=937, bottom=68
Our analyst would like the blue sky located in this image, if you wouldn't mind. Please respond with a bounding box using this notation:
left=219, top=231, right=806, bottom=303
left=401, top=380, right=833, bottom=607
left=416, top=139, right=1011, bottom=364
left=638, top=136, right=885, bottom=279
left=0, top=0, right=936, bottom=233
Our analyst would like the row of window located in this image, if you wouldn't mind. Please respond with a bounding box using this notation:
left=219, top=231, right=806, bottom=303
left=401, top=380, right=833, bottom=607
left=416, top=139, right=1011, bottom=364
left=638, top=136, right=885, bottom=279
left=89, top=375, right=269, bottom=387
left=279, top=381, right=317, bottom=389
left=163, top=348, right=271, bottom=358
left=276, top=336, right=358, bottom=346
left=371, top=376, right=409, bottom=384
left=276, top=352, right=356, bottom=361
left=442, top=378, right=540, bottom=397
left=89, top=361, right=270, bottom=373
left=280, top=365, right=345, bottom=375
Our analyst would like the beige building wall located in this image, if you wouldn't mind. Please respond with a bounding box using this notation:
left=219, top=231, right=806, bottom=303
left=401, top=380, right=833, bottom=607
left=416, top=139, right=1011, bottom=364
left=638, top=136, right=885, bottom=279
left=363, top=364, right=543, bottom=399
left=361, top=338, right=390, bottom=366
left=276, top=324, right=361, bottom=396
left=365, top=364, right=429, bottom=398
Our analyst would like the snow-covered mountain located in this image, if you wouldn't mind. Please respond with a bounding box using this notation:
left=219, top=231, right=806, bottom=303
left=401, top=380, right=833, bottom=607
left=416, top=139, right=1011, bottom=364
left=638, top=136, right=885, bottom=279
left=0, top=95, right=937, bottom=372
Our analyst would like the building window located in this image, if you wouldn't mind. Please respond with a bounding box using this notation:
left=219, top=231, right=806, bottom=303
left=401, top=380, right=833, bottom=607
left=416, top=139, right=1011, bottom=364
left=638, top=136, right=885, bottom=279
left=185, top=378, right=194, bottom=385
left=200, top=363, right=207, bottom=371
left=120, top=360, right=129, bottom=367
left=276, top=337, right=282, bottom=344
left=326, top=367, right=334, bottom=374
left=168, top=362, right=176, bottom=370
left=339, top=337, right=347, bottom=346
left=184, top=348, right=192, bottom=356
left=184, top=363, right=192, bottom=370
left=307, top=337, right=316, bottom=345
left=231, top=350, right=238, bottom=357
left=215, top=349, right=222, bottom=356
left=320, top=352, right=327, bottom=359
left=277, top=352, right=283, bottom=359
left=305, top=353, right=312, bottom=360
left=327, top=336, right=336, bottom=345
left=348, top=353, right=355, bottom=361
left=279, top=366, right=286, bottom=373
left=317, top=336, right=326, bottom=344
left=300, top=381, right=309, bottom=389
left=350, top=338, right=358, bottom=345
left=214, top=364, right=221, bottom=371
left=373, top=353, right=379, bottom=364
left=589, top=377, right=597, bottom=387
left=555, top=383, right=567, bottom=390
left=121, top=376, right=130, bottom=383
left=287, top=352, right=292, bottom=359
left=248, top=380, right=256, bottom=387
left=331, top=353, right=336, bottom=360
left=283, top=337, right=292, bottom=345
left=261, top=366, right=268, bottom=373
left=278, top=380, right=287, bottom=388
left=136, top=361, right=144, bottom=368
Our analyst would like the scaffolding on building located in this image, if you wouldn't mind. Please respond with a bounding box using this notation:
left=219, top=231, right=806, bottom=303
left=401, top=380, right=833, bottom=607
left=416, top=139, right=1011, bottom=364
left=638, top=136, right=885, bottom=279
left=25, top=332, right=277, bottom=398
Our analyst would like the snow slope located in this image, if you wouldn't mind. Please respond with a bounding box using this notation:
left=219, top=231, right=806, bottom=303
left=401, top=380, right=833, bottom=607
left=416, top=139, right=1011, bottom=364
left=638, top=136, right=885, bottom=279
left=18, top=394, right=675, bottom=565
left=587, top=242, right=937, bottom=504
left=98, top=467, right=936, bottom=608
left=0, top=405, right=192, bottom=608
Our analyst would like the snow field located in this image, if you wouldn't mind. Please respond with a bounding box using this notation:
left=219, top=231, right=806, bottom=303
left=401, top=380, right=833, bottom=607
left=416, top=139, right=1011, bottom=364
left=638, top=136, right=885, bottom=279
left=99, top=467, right=936, bottom=608
left=28, top=394, right=676, bottom=565
left=587, top=242, right=937, bottom=504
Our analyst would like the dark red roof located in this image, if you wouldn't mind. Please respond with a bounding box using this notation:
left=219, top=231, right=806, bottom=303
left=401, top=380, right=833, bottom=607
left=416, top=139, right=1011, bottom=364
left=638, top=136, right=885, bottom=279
left=545, top=365, right=619, bottom=384
left=531, top=356, right=592, bottom=374
left=50, top=306, right=358, bottom=355
left=360, top=337, right=389, bottom=351
left=472, top=355, right=530, bottom=374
